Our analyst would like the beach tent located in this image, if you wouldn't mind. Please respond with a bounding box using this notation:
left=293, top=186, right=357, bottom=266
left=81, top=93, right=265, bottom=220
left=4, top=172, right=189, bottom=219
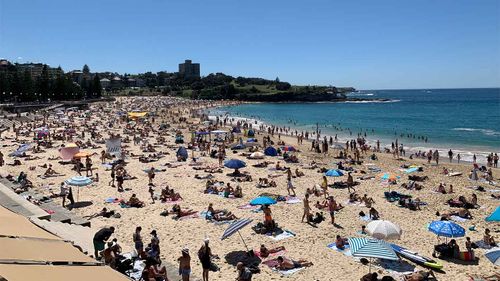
left=59, top=146, right=80, bottom=161
left=281, top=146, right=296, bottom=152
left=176, top=146, right=188, bottom=160
left=221, top=218, right=253, bottom=251
left=247, top=129, right=255, bottom=137
left=486, top=206, right=500, bottom=222
left=264, top=146, right=278, bottom=156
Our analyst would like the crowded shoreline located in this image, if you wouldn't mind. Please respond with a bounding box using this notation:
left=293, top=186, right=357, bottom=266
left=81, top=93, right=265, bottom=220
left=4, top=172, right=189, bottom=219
left=0, top=96, right=499, bottom=281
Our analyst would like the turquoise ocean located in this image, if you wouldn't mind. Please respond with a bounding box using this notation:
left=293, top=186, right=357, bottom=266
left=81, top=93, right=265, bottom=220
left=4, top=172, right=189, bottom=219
left=208, top=88, right=500, bottom=163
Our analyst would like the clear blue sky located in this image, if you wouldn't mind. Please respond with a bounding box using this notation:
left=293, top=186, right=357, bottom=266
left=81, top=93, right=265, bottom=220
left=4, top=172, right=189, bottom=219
left=1, top=0, right=499, bottom=89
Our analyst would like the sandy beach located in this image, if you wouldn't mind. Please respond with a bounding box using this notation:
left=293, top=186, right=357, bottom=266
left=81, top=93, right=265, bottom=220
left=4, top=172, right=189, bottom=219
left=0, top=96, right=498, bottom=281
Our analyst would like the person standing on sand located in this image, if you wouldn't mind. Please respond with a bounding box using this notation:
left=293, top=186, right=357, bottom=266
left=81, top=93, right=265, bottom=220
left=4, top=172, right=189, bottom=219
left=347, top=172, right=355, bottom=193
left=433, top=150, right=439, bottom=165
left=494, top=153, right=499, bottom=168
left=457, top=154, right=461, bottom=164
left=448, top=149, right=453, bottom=163
left=473, top=154, right=477, bottom=164
left=178, top=248, right=191, bottom=281
left=328, top=196, right=336, bottom=225
left=302, top=193, right=311, bottom=223
left=148, top=167, right=155, bottom=184
left=198, top=239, right=214, bottom=281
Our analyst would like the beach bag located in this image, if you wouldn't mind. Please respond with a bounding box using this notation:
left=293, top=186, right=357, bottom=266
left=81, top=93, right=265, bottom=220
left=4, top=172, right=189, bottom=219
left=209, top=262, right=219, bottom=272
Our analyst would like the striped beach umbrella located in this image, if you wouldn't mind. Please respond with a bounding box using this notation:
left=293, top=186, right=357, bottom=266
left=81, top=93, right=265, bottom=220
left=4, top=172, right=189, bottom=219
left=348, top=237, right=398, bottom=272
left=484, top=247, right=500, bottom=265
left=221, top=218, right=253, bottom=251
left=64, top=176, right=93, bottom=186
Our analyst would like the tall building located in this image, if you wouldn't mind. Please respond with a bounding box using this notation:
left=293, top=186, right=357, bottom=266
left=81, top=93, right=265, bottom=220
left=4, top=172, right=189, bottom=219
left=15, top=63, right=62, bottom=79
left=178, top=59, right=200, bottom=79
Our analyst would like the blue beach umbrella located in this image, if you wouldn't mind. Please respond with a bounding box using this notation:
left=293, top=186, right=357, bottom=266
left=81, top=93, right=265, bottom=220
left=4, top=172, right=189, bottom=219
left=484, top=247, right=500, bottom=265
left=486, top=206, right=500, bottom=222
left=348, top=237, right=399, bottom=272
left=221, top=218, right=253, bottom=251
left=264, top=146, right=278, bottom=156
left=224, top=159, right=247, bottom=169
left=250, top=196, right=277, bottom=206
left=428, top=220, right=465, bottom=238
left=325, top=169, right=344, bottom=177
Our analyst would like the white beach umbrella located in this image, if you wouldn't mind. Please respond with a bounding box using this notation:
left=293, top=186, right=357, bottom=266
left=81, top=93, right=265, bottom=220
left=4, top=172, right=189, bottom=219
left=366, top=220, right=402, bottom=240
left=249, top=152, right=264, bottom=159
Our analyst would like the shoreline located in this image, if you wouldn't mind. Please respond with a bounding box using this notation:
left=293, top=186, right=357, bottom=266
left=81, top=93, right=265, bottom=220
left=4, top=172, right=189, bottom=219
left=206, top=106, right=497, bottom=165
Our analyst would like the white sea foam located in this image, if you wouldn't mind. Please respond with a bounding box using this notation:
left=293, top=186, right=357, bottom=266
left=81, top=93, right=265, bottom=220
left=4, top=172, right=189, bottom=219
left=452, top=128, right=500, bottom=136
left=341, top=99, right=401, bottom=104
left=347, top=93, right=374, bottom=97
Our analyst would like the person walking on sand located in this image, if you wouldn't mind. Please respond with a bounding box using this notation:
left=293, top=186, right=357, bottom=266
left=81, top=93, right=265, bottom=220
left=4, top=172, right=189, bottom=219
left=457, top=153, right=461, bottom=164
left=328, top=196, right=336, bottom=225
left=433, top=150, right=439, bottom=165
left=199, top=238, right=215, bottom=281
left=473, top=154, right=477, bottom=164
left=148, top=167, right=155, bottom=184
left=347, top=172, right=355, bottom=193
left=178, top=248, right=191, bottom=281
left=302, top=193, right=311, bottom=223
left=448, top=149, right=453, bottom=163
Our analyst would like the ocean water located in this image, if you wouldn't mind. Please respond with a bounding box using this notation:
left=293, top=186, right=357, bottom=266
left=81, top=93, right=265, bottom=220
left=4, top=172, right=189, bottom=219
left=209, top=88, right=500, bottom=162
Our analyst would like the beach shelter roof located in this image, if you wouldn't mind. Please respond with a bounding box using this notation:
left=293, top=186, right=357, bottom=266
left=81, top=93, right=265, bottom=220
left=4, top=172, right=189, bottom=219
left=59, top=146, right=80, bottom=161
left=348, top=237, right=399, bottom=261
left=366, top=220, right=402, bottom=240
left=484, top=247, right=500, bottom=265
left=428, top=220, right=465, bottom=238
left=0, top=264, right=130, bottom=281
left=0, top=207, right=60, bottom=240
left=211, top=130, right=227, bottom=134
left=0, top=237, right=95, bottom=264
left=486, top=206, right=500, bottom=222
left=264, top=146, right=278, bottom=156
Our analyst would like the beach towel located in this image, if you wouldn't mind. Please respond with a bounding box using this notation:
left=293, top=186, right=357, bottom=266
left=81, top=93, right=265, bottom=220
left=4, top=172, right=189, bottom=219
left=327, top=243, right=352, bottom=256
left=474, top=240, right=494, bottom=249
left=163, top=198, right=182, bottom=204
left=285, top=196, right=301, bottom=204
left=272, top=267, right=304, bottom=275
left=268, top=230, right=296, bottom=241
left=105, top=197, right=121, bottom=203
left=176, top=213, right=199, bottom=220
left=262, top=259, right=305, bottom=275
left=450, top=215, right=468, bottom=222
left=359, top=215, right=372, bottom=221
left=237, top=204, right=259, bottom=210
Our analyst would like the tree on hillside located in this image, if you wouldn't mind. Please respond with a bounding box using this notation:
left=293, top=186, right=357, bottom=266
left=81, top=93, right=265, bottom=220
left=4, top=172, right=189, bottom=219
left=92, top=74, right=102, bottom=98
left=82, top=64, right=90, bottom=74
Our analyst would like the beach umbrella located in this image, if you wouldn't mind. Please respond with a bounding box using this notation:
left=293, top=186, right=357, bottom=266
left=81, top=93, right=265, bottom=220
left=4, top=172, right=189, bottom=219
left=65, top=176, right=93, bottom=202
left=366, top=220, right=402, bottom=240
left=281, top=146, right=296, bottom=152
left=224, top=159, right=246, bottom=169
left=249, top=152, right=265, bottom=159
left=73, top=151, right=92, bottom=158
left=250, top=196, right=277, bottom=206
left=264, top=146, right=278, bottom=156
left=221, top=218, right=253, bottom=251
left=428, top=220, right=465, bottom=238
left=484, top=247, right=500, bottom=265
left=348, top=237, right=399, bottom=272
left=486, top=206, right=500, bottom=222
left=325, top=169, right=344, bottom=177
